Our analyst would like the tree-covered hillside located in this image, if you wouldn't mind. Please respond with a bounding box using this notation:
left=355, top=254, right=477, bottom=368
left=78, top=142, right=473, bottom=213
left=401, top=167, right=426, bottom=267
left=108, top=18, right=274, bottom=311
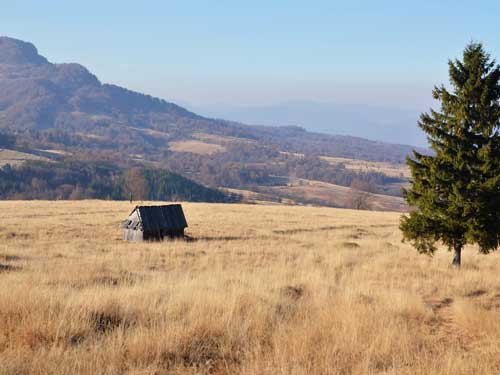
left=0, top=36, right=424, bottom=164
left=0, top=160, right=237, bottom=202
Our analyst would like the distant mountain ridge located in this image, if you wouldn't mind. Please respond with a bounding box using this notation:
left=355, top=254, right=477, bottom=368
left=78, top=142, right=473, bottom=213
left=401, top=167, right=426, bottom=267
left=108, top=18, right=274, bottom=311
left=0, top=36, right=199, bottom=132
left=0, top=37, right=48, bottom=65
left=194, top=100, right=427, bottom=147
left=0, top=36, right=424, bottom=163
left=0, top=36, right=423, bottom=209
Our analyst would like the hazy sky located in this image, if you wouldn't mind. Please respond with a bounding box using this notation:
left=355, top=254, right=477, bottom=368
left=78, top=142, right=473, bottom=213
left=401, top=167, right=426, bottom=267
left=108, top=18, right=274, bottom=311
left=2, top=0, right=500, bottom=109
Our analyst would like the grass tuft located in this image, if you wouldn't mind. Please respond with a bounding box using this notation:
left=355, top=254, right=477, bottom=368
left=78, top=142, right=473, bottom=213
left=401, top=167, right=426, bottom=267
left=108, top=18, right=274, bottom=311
left=0, top=200, right=499, bottom=374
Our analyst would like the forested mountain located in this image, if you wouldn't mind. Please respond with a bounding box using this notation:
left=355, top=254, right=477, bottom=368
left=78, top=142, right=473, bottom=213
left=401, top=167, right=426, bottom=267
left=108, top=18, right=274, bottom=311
left=0, top=160, right=235, bottom=202
left=0, top=36, right=421, bottom=208
left=194, top=101, right=427, bottom=147
left=0, top=36, right=423, bottom=161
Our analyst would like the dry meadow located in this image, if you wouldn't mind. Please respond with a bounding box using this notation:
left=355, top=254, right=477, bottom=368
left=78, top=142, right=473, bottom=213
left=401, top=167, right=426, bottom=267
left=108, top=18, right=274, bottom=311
left=1, top=201, right=500, bottom=374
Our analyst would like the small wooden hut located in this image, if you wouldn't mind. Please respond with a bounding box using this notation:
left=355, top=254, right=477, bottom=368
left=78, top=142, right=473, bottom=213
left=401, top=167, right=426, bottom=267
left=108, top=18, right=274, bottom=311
left=121, top=204, right=187, bottom=242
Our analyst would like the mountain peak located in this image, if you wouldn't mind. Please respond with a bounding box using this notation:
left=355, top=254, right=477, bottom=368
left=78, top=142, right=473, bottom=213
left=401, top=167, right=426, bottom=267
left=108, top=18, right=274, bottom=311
left=0, top=36, right=49, bottom=65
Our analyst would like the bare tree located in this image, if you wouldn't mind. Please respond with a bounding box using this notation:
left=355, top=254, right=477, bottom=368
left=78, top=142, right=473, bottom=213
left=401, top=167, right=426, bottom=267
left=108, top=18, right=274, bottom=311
left=346, top=179, right=375, bottom=210
left=123, top=168, right=149, bottom=201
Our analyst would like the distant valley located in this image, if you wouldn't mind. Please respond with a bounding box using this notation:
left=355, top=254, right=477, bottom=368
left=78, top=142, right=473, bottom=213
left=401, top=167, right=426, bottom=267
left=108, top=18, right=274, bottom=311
left=194, top=101, right=428, bottom=147
left=0, top=36, right=424, bottom=210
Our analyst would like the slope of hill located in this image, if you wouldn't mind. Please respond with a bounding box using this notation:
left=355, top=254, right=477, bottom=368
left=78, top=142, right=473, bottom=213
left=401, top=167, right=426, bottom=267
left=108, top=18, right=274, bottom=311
left=0, top=37, right=423, bottom=161
left=194, top=100, right=428, bottom=146
left=0, top=148, right=49, bottom=167
left=0, top=159, right=235, bottom=202
left=1, top=200, right=499, bottom=374
left=0, top=36, right=423, bottom=209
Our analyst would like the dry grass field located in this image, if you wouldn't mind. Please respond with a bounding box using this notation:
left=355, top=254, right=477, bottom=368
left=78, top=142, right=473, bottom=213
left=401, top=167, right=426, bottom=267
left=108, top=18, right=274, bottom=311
left=1, top=201, right=500, bottom=374
left=169, top=140, right=226, bottom=155
left=319, top=156, right=411, bottom=179
left=258, top=179, right=408, bottom=212
left=0, top=149, right=49, bottom=167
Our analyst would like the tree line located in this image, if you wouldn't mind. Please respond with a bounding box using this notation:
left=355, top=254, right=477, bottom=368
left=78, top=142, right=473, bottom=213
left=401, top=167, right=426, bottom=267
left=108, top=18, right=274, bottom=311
left=0, top=160, right=238, bottom=203
left=0, top=131, right=16, bottom=148
left=165, top=149, right=403, bottom=196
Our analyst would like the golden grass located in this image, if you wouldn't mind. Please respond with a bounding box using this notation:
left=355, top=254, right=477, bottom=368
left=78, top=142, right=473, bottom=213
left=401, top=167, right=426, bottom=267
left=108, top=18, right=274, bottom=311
left=1, top=201, right=500, bottom=374
left=169, top=140, right=226, bottom=155
left=0, top=148, right=49, bottom=167
left=193, top=132, right=256, bottom=144
left=263, top=178, right=408, bottom=212
left=320, top=156, right=411, bottom=179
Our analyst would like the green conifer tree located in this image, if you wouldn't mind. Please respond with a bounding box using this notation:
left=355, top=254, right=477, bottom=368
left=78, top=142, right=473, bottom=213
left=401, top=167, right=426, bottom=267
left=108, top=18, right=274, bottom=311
left=401, top=43, right=500, bottom=267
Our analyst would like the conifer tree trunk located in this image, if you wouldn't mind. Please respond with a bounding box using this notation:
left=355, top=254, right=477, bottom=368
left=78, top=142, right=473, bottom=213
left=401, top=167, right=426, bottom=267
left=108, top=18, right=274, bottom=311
left=452, top=245, right=462, bottom=267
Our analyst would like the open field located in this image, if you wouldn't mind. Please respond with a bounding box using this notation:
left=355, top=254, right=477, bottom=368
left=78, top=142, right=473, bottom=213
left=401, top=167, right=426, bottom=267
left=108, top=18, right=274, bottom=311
left=319, top=156, right=411, bottom=179
left=193, top=132, right=256, bottom=145
left=279, top=152, right=411, bottom=179
left=0, top=148, right=49, bottom=167
left=1, top=201, right=500, bottom=374
left=169, top=140, right=227, bottom=155
left=255, top=178, right=408, bottom=211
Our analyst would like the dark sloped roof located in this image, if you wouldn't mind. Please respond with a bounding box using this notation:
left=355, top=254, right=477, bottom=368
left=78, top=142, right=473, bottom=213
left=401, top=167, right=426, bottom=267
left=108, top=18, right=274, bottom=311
left=127, top=204, right=187, bottom=232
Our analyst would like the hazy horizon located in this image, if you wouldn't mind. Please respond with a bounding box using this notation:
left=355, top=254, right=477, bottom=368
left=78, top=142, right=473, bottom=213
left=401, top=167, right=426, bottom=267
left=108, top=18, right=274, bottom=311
left=2, top=0, right=500, bottom=146
left=189, top=100, right=429, bottom=147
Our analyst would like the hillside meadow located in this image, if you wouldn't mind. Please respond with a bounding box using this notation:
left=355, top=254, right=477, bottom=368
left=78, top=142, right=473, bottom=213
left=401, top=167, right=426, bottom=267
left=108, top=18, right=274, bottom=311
left=1, top=201, right=500, bottom=374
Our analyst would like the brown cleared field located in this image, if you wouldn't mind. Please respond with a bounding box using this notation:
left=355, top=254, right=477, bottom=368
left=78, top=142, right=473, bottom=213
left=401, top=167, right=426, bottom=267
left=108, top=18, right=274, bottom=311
left=320, top=156, right=411, bottom=179
left=1, top=201, right=500, bottom=374
left=193, top=132, right=256, bottom=144
left=257, top=178, right=408, bottom=211
left=0, top=148, right=49, bottom=167
left=169, top=140, right=226, bottom=155
left=279, top=152, right=411, bottom=179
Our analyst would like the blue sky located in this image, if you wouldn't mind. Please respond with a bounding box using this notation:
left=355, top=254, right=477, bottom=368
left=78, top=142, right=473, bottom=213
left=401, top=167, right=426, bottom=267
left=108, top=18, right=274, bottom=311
left=2, top=0, right=499, bottom=110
